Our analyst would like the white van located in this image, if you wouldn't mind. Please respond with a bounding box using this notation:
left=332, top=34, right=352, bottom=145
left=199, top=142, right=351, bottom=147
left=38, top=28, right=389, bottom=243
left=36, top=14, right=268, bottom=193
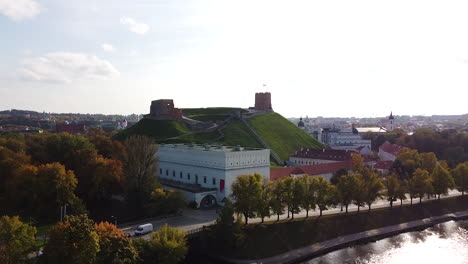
left=135, top=223, right=153, bottom=235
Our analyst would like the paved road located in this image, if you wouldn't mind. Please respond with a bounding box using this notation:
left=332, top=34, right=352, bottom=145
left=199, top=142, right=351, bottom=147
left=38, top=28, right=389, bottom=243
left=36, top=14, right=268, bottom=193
left=121, top=189, right=463, bottom=239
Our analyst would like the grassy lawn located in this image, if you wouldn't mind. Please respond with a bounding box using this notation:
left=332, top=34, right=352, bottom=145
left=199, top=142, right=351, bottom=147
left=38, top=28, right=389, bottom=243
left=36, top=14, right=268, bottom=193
left=217, top=120, right=263, bottom=148
left=248, top=112, right=323, bottom=161
left=114, top=119, right=190, bottom=141
left=203, top=195, right=468, bottom=259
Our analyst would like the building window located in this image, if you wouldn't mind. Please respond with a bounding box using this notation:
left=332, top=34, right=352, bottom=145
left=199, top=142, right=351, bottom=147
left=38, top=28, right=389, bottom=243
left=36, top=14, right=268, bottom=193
left=203, top=176, right=207, bottom=184
left=173, top=171, right=175, bottom=177
left=212, top=177, right=216, bottom=185
left=159, top=168, right=162, bottom=175
left=195, top=175, right=198, bottom=184
left=187, top=173, right=191, bottom=180
left=166, top=169, right=168, bottom=176
left=180, top=172, right=183, bottom=178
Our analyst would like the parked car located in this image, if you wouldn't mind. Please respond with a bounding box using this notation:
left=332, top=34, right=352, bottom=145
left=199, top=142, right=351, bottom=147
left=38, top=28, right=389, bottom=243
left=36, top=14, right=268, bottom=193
left=134, top=223, right=153, bottom=235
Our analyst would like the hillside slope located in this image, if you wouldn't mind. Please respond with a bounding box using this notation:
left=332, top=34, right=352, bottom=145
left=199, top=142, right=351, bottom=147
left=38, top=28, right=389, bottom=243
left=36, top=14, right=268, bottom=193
left=115, top=109, right=323, bottom=163
left=247, top=112, right=323, bottom=161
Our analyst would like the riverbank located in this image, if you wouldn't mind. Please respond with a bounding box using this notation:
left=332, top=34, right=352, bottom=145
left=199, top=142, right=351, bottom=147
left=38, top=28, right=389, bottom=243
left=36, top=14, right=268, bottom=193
left=190, top=195, right=468, bottom=263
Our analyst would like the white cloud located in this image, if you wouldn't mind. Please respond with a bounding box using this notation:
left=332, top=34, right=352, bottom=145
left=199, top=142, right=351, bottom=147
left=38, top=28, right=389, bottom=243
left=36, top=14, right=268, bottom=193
left=19, top=52, right=120, bottom=83
left=101, top=43, right=115, bottom=52
left=120, top=16, right=149, bottom=35
left=0, top=0, right=43, bottom=21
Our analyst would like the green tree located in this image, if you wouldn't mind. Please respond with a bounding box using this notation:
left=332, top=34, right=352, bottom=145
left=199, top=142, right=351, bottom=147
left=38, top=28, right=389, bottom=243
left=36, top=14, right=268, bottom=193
left=312, top=176, right=335, bottom=216
left=124, top=135, right=159, bottom=211
left=453, top=162, right=468, bottom=195
left=95, top=222, right=138, bottom=264
left=352, top=174, right=366, bottom=213
left=431, top=163, right=454, bottom=200
left=384, top=174, right=400, bottom=208
left=411, top=169, right=433, bottom=204
left=420, top=152, right=437, bottom=174
left=257, top=181, right=272, bottom=223
left=211, top=199, right=243, bottom=249
left=231, top=174, right=262, bottom=224
left=395, top=148, right=422, bottom=178
left=364, top=172, right=384, bottom=211
left=297, top=175, right=316, bottom=218
left=43, top=214, right=100, bottom=264
left=0, top=216, right=37, bottom=264
left=146, top=188, right=186, bottom=216
left=149, top=224, right=187, bottom=264
left=282, top=177, right=301, bottom=219
left=337, top=174, right=358, bottom=213
left=270, top=180, right=286, bottom=221
left=330, top=168, right=348, bottom=185
left=396, top=179, right=407, bottom=206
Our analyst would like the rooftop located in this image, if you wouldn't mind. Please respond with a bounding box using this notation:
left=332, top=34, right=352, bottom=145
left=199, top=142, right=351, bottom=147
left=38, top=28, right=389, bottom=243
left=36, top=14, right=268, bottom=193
left=159, top=143, right=266, bottom=152
left=270, top=161, right=352, bottom=181
left=290, top=148, right=356, bottom=161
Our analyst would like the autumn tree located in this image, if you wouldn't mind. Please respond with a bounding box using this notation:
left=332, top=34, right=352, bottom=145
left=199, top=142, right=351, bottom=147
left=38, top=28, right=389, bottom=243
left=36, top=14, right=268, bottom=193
left=394, top=148, right=422, bottom=179
left=364, top=172, right=384, bottom=211
left=42, top=214, right=100, bottom=264
left=411, top=169, right=433, bottom=204
left=0, top=216, right=37, bottom=264
left=231, top=174, right=262, bottom=224
left=312, top=176, right=336, bottom=216
left=270, top=179, right=286, bottom=221
left=385, top=174, right=400, bottom=208
left=351, top=153, right=365, bottom=173
left=95, top=221, right=138, bottom=264
left=431, top=163, right=454, bottom=200
left=453, top=162, right=468, bottom=195
left=124, top=135, right=159, bottom=211
left=149, top=224, right=187, bottom=264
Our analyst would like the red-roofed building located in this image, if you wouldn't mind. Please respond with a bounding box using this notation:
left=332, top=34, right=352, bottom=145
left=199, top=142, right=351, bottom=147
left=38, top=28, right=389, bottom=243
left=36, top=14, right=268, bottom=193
left=289, top=148, right=356, bottom=166
left=378, top=141, right=404, bottom=161
left=56, top=123, right=86, bottom=134
left=270, top=161, right=352, bottom=181
left=373, top=160, right=394, bottom=175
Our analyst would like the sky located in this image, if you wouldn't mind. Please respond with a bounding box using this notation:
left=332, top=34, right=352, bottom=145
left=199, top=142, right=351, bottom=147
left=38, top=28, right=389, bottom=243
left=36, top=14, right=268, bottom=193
left=1, top=0, right=468, bottom=118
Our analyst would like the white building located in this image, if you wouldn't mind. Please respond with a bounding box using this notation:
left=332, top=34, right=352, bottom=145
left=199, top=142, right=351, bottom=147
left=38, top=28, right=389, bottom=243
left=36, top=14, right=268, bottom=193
left=157, top=144, right=270, bottom=208
left=289, top=148, right=355, bottom=166
left=319, top=127, right=372, bottom=151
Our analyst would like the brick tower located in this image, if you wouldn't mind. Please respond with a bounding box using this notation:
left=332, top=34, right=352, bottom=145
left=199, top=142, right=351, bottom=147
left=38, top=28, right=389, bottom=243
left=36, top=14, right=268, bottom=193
left=254, top=92, right=272, bottom=111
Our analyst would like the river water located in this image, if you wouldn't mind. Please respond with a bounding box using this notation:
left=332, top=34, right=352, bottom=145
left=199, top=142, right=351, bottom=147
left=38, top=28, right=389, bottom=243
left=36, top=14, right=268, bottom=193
left=303, top=220, right=468, bottom=264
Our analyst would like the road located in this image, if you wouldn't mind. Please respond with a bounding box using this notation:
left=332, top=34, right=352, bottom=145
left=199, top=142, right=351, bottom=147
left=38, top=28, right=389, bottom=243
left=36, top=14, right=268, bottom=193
left=121, top=189, right=463, bottom=240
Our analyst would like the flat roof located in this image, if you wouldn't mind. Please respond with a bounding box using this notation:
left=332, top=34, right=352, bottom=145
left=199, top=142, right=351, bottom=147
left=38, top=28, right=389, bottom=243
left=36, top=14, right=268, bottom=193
left=159, top=143, right=266, bottom=152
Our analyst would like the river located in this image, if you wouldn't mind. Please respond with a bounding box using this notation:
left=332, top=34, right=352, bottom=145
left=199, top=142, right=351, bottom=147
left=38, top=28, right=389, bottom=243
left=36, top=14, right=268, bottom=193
left=303, top=220, right=468, bottom=264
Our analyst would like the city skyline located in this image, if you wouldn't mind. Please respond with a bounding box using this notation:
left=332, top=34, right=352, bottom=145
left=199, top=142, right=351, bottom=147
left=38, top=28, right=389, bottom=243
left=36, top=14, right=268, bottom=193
left=2, top=0, right=468, bottom=118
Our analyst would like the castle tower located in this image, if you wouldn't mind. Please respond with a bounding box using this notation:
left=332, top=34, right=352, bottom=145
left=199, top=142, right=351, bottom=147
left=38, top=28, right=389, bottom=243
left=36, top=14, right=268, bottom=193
left=254, top=92, right=272, bottom=111
left=388, top=111, right=394, bottom=131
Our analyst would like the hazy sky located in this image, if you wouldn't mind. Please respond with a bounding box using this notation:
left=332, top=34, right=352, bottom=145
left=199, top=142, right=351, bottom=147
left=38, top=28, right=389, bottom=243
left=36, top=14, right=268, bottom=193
left=1, top=0, right=468, bottom=118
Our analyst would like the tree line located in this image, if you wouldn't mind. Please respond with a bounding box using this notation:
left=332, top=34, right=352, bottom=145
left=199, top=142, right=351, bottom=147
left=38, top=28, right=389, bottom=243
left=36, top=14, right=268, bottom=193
left=0, top=130, right=185, bottom=223
left=0, top=214, right=187, bottom=264
left=231, top=153, right=468, bottom=224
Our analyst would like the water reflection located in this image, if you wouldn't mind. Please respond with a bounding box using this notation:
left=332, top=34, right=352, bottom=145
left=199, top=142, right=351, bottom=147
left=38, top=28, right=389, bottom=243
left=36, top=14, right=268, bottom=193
left=304, top=220, right=468, bottom=264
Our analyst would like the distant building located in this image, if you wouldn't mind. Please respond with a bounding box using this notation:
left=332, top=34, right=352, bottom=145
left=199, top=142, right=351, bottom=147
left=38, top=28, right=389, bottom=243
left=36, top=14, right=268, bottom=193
left=157, top=144, right=270, bottom=208
left=289, top=148, right=356, bottom=166
left=56, top=123, right=86, bottom=134
left=254, top=92, right=273, bottom=111
left=270, top=161, right=352, bottom=181
left=145, top=99, right=182, bottom=120
left=319, top=126, right=372, bottom=151
left=378, top=141, right=403, bottom=161
left=297, top=117, right=305, bottom=128
left=373, top=160, right=394, bottom=175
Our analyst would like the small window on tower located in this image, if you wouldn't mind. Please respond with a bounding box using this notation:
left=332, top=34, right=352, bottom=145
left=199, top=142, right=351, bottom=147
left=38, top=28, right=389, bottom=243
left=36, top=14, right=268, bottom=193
left=212, top=177, right=216, bottom=185
left=203, top=176, right=207, bottom=184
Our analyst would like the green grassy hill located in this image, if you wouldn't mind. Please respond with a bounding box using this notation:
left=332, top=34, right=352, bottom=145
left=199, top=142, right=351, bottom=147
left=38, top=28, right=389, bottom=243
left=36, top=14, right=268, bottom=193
left=247, top=112, right=323, bottom=161
left=115, top=110, right=323, bottom=163
left=114, top=118, right=189, bottom=141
